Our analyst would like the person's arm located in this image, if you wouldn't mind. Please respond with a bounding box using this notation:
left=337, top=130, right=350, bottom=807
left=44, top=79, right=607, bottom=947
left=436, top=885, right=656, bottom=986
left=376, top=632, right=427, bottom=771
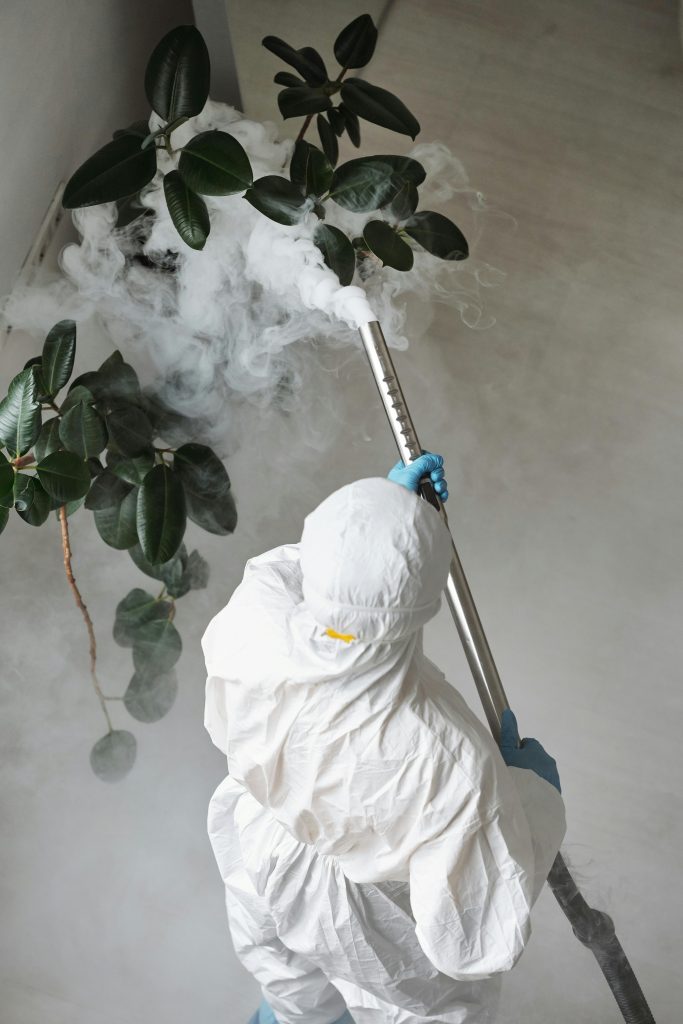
left=408, top=729, right=566, bottom=981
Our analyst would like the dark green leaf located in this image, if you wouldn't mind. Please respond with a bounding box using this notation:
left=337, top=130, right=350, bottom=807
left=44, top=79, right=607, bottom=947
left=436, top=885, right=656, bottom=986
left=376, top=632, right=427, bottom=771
left=41, top=320, right=76, bottom=395
left=37, top=451, right=90, bottom=503
left=85, top=469, right=133, bottom=510
left=93, top=488, right=138, bottom=549
left=90, top=730, right=136, bottom=782
left=316, top=114, right=338, bottom=167
left=124, top=668, right=178, bottom=723
left=113, top=120, right=149, bottom=141
left=88, top=457, right=104, bottom=477
left=62, top=495, right=86, bottom=518
left=339, top=104, right=360, bottom=146
left=334, top=13, right=377, bottom=69
left=244, top=175, right=308, bottom=225
left=132, top=618, right=182, bottom=674
left=17, top=478, right=50, bottom=526
left=404, top=211, right=469, bottom=260
left=137, top=465, right=186, bottom=564
left=262, top=36, right=327, bottom=86
left=105, top=404, right=154, bottom=458
left=63, top=135, right=157, bottom=209
left=163, top=170, right=210, bottom=250
left=144, top=25, right=210, bottom=120
left=0, top=450, right=13, bottom=498
left=97, top=354, right=141, bottom=405
left=129, top=541, right=187, bottom=592
left=60, top=385, right=94, bottom=416
left=113, top=588, right=172, bottom=647
left=0, top=367, right=41, bottom=456
left=33, top=418, right=61, bottom=463
left=24, top=356, right=49, bottom=402
left=340, top=79, right=420, bottom=139
left=174, top=443, right=237, bottom=535
left=328, top=107, right=346, bottom=137
left=290, top=141, right=333, bottom=197
left=11, top=473, right=34, bottom=512
left=0, top=505, right=8, bottom=535
left=386, top=179, right=419, bottom=221
left=274, top=71, right=304, bottom=87
left=107, top=451, right=154, bottom=486
left=277, top=87, right=331, bottom=120
left=314, top=224, right=355, bottom=286
left=59, top=401, right=108, bottom=458
left=374, top=155, right=426, bottom=187
left=363, top=220, right=414, bottom=271
left=178, top=130, right=253, bottom=196
left=329, top=158, right=399, bottom=212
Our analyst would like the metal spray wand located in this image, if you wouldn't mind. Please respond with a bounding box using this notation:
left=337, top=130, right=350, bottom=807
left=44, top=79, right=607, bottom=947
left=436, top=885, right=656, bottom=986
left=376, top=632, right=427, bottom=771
left=358, top=319, right=655, bottom=1024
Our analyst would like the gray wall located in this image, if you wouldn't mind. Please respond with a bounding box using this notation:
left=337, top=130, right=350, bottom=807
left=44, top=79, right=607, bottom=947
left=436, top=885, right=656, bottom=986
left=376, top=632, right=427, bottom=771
left=2, top=2, right=682, bottom=1022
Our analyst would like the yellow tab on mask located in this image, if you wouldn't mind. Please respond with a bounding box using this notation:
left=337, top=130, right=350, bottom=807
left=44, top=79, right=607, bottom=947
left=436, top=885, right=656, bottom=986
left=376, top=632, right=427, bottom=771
left=325, top=627, right=356, bottom=643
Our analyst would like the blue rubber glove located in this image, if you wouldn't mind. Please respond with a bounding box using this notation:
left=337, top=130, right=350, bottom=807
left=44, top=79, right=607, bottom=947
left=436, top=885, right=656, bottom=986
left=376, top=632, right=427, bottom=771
left=499, top=709, right=561, bottom=793
left=388, top=452, right=449, bottom=502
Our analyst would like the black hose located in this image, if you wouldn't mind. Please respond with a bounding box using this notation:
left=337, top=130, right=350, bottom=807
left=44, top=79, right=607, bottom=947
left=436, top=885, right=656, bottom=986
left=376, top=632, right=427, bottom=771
left=547, top=855, right=655, bottom=1023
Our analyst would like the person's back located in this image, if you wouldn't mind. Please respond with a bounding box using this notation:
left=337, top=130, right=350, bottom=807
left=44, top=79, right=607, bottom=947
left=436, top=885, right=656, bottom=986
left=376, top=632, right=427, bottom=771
left=203, top=462, right=565, bottom=1024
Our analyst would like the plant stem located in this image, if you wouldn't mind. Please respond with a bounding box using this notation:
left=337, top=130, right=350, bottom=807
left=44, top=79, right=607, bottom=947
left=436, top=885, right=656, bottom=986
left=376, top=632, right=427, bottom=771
left=58, top=505, right=113, bottom=734
left=296, top=69, right=348, bottom=144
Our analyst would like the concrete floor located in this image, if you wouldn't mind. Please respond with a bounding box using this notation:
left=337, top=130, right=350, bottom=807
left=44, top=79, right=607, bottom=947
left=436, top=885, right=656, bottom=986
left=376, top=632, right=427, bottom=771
left=1, top=1, right=682, bottom=1021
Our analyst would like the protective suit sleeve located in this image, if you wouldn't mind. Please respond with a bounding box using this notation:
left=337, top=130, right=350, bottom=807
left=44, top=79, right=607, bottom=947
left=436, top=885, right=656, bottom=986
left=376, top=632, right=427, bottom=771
left=408, top=758, right=566, bottom=981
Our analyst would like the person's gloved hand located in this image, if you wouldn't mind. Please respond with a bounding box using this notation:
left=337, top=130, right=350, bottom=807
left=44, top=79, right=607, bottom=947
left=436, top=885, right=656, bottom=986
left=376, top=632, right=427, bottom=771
left=388, top=452, right=449, bottom=502
left=499, top=708, right=561, bottom=793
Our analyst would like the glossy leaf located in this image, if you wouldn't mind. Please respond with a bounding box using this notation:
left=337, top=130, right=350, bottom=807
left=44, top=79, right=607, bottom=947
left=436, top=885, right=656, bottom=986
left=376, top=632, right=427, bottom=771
left=0, top=367, right=41, bottom=457
left=17, top=478, right=50, bottom=526
left=132, top=617, right=182, bottom=674
left=316, top=114, right=338, bottom=167
left=290, top=141, right=333, bottom=197
left=105, top=404, right=154, bottom=458
left=329, top=158, right=399, bottom=212
left=163, top=170, right=210, bottom=250
left=11, top=473, right=34, bottom=512
left=404, top=211, right=469, bottom=260
left=137, top=464, right=186, bottom=564
left=314, top=224, right=355, bottom=286
left=113, top=588, right=172, bottom=647
left=174, top=443, right=237, bottom=535
left=23, top=356, right=49, bottom=402
left=334, top=14, right=377, bottom=69
left=85, top=469, right=133, bottom=510
left=90, top=730, right=136, bottom=782
left=33, top=418, right=61, bottom=463
left=41, top=320, right=76, bottom=396
left=328, top=107, right=346, bottom=137
left=339, top=104, right=360, bottom=146
left=244, top=175, right=308, bottom=225
left=34, top=450, right=90, bottom=503
left=93, top=488, right=138, bottom=549
left=178, top=130, right=253, bottom=196
left=107, top=451, right=154, bottom=486
left=185, top=549, right=210, bottom=590
left=0, top=450, right=13, bottom=499
left=129, top=540, right=188, bottom=593
left=363, top=220, right=414, bottom=271
left=387, top=179, right=419, bottom=221
left=124, top=668, right=178, bottom=723
left=274, top=71, right=304, bottom=87
left=277, top=86, right=331, bottom=120
left=262, top=36, right=328, bottom=86
left=340, top=79, right=420, bottom=139
left=63, top=135, right=157, bottom=209
left=144, top=25, right=210, bottom=121
left=60, top=385, right=94, bottom=416
left=98, top=357, right=141, bottom=405
left=58, top=401, right=107, bottom=458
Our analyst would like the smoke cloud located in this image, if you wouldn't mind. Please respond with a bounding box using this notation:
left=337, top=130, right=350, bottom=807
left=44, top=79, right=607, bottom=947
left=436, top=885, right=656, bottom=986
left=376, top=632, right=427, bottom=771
left=3, top=100, right=503, bottom=457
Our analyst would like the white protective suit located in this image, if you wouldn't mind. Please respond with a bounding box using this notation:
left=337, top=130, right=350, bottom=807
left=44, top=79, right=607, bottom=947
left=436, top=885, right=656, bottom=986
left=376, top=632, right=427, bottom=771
left=203, top=478, right=566, bottom=1024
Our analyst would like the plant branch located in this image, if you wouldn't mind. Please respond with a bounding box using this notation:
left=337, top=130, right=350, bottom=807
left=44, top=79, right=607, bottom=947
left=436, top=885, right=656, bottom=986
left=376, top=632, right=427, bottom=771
left=296, top=69, right=349, bottom=144
left=58, top=505, right=113, bottom=733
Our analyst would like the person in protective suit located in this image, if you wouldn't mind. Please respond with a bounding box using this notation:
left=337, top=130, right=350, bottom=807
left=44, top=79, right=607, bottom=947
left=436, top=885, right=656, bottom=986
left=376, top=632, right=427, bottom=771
left=203, top=454, right=566, bottom=1024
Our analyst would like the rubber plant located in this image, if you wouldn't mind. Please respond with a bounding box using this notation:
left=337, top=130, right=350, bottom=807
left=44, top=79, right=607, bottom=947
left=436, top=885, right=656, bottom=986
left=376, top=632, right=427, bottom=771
left=10, top=15, right=469, bottom=782
left=0, top=321, right=236, bottom=781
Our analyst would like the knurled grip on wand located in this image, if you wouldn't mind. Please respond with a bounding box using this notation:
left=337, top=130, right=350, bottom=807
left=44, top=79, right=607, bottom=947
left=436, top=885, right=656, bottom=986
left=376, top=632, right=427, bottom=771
left=358, top=320, right=509, bottom=735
